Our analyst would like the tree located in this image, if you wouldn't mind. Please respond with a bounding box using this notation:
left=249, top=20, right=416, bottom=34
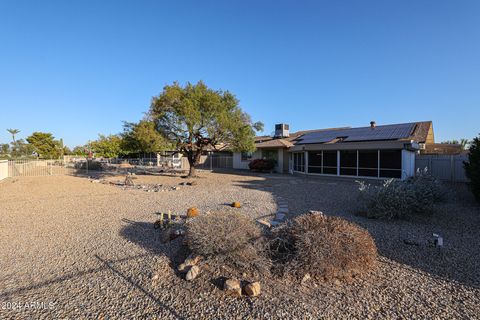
left=121, top=120, right=169, bottom=155
left=11, top=139, right=34, bottom=158
left=7, top=128, right=20, bottom=144
left=89, top=134, right=123, bottom=158
left=464, top=134, right=480, bottom=202
left=0, top=143, right=9, bottom=158
left=72, top=146, right=87, bottom=156
left=441, top=139, right=470, bottom=150
left=26, top=132, right=63, bottom=159
left=150, top=81, right=263, bottom=177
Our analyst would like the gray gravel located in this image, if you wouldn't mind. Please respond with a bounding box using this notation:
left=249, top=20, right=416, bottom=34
left=1, top=171, right=479, bottom=319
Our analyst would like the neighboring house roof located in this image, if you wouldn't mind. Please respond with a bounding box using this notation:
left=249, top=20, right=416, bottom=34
left=254, top=121, right=433, bottom=149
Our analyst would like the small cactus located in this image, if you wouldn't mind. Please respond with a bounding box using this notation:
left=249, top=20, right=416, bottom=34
left=231, top=202, right=241, bottom=208
left=187, top=207, right=200, bottom=218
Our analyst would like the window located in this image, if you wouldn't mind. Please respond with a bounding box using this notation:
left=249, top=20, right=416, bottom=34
left=322, top=150, right=338, bottom=174
left=340, top=150, right=357, bottom=176
left=262, top=150, right=278, bottom=164
left=358, top=150, right=378, bottom=177
left=380, top=150, right=402, bottom=178
left=241, top=152, right=253, bottom=161
left=293, top=152, right=305, bottom=172
left=308, top=151, right=322, bottom=173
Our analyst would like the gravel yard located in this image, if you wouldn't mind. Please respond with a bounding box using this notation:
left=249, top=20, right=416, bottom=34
left=1, top=171, right=479, bottom=319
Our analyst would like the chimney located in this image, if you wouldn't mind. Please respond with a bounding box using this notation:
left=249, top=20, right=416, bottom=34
left=274, top=123, right=290, bottom=138
left=370, top=121, right=376, bottom=129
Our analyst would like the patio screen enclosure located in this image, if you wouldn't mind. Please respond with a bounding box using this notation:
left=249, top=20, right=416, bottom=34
left=292, top=149, right=402, bottom=178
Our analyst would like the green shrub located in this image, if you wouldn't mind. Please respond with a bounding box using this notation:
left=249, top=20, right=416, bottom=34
left=358, top=169, right=444, bottom=219
left=270, top=212, right=377, bottom=282
left=464, top=135, right=480, bottom=202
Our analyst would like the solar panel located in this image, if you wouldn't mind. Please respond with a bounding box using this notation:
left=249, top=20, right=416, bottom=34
left=297, top=123, right=416, bottom=144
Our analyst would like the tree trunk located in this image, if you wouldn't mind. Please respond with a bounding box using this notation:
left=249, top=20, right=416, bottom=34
left=187, top=152, right=201, bottom=177
left=188, top=159, right=196, bottom=177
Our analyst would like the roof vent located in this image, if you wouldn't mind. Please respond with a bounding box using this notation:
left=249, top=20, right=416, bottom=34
left=274, top=123, right=290, bottom=138
left=370, top=121, right=376, bottom=129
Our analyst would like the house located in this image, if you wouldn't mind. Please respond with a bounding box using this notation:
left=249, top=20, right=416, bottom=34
left=233, top=121, right=435, bottom=180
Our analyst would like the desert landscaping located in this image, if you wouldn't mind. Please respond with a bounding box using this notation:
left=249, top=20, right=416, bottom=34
left=1, top=170, right=479, bottom=319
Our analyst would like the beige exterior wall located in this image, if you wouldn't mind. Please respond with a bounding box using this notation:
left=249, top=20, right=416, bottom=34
left=233, top=150, right=262, bottom=170
left=0, top=160, right=8, bottom=181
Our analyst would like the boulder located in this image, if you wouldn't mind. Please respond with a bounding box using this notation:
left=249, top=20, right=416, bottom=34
left=185, top=265, right=200, bottom=281
left=178, top=254, right=202, bottom=272
left=243, top=282, right=261, bottom=297
left=224, top=279, right=242, bottom=297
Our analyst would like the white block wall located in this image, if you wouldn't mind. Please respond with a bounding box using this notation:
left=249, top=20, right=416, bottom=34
left=0, top=160, right=8, bottom=181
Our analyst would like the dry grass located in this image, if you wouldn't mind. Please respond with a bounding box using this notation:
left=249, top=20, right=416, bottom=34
left=185, top=211, right=271, bottom=275
left=271, top=211, right=378, bottom=282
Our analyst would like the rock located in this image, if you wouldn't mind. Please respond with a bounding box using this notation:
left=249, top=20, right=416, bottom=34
left=188, top=181, right=198, bottom=186
left=185, top=265, right=200, bottom=281
left=178, top=254, right=202, bottom=272
left=403, top=239, right=421, bottom=246
left=243, top=282, right=261, bottom=297
left=301, top=273, right=311, bottom=284
left=256, top=219, right=271, bottom=228
left=184, top=254, right=202, bottom=266
left=333, top=279, right=341, bottom=286
left=224, top=279, right=242, bottom=297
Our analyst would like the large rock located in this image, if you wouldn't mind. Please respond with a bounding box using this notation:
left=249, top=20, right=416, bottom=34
left=178, top=254, right=203, bottom=272
left=243, top=282, right=261, bottom=297
left=224, top=279, right=242, bottom=297
left=185, top=265, right=200, bottom=281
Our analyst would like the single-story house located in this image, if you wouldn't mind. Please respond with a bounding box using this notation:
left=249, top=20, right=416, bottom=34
left=233, top=121, right=435, bottom=180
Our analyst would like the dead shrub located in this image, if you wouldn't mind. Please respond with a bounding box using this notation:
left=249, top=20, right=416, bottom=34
left=185, top=212, right=270, bottom=275
left=271, top=212, right=377, bottom=282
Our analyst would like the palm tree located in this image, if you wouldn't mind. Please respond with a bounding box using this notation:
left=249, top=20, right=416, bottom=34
left=460, top=138, right=470, bottom=150
left=7, top=128, right=20, bottom=144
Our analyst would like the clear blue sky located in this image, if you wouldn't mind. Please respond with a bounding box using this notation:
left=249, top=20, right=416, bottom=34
left=1, top=0, right=479, bottom=148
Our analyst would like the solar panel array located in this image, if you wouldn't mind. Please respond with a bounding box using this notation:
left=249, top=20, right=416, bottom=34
left=297, top=123, right=416, bottom=144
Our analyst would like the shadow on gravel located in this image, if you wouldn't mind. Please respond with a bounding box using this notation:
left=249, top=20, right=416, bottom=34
left=94, top=254, right=185, bottom=319
left=119, top=219, right=190, bottom=278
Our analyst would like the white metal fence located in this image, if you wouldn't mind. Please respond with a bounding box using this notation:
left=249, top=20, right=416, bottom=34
left=3, top=156, right=185, bottom=178
left=415, top=154, right=468, bottom=183
left=195, top=155, right=233, bottom=170
left=7, top=159, right=77, bottom=177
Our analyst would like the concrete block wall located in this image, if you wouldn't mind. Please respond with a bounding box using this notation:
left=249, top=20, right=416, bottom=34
left=0, top=160, right=8, bottom=181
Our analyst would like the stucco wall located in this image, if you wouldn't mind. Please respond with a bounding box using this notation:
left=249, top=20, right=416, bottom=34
left=232, top=150, right=261, bottom=170
left=0, top=160, right=8, bottom=181
left=402, top=149, right=416, bottom=179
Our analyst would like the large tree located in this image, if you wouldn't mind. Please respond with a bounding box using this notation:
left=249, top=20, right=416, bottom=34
left=121, top=120, right=169, bottom=155
left=89, top=134, right=123, bottom=158
left=26, top=132, right=62, bottom=159
left=150, top=81, right=263, bottom=177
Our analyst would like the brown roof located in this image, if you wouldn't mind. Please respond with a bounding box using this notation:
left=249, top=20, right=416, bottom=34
left=254, top=127, right=349, bottom=149
left=407, top=121, right=433, bottom=143
left=254, top=122, right=433, bottom=149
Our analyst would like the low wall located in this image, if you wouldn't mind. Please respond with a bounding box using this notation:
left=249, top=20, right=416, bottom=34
left=0, top=160, right=8, bottom=181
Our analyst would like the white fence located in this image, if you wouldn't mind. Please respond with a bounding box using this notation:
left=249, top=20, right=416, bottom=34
left=415, top=154, right=468, bottom=183
left=7, top=159, right=77, bottom=177
left=0, top=160, right=8, bottom=181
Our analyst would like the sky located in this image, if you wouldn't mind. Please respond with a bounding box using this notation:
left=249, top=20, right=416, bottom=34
left=0, top=0, right=479, bottom=148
